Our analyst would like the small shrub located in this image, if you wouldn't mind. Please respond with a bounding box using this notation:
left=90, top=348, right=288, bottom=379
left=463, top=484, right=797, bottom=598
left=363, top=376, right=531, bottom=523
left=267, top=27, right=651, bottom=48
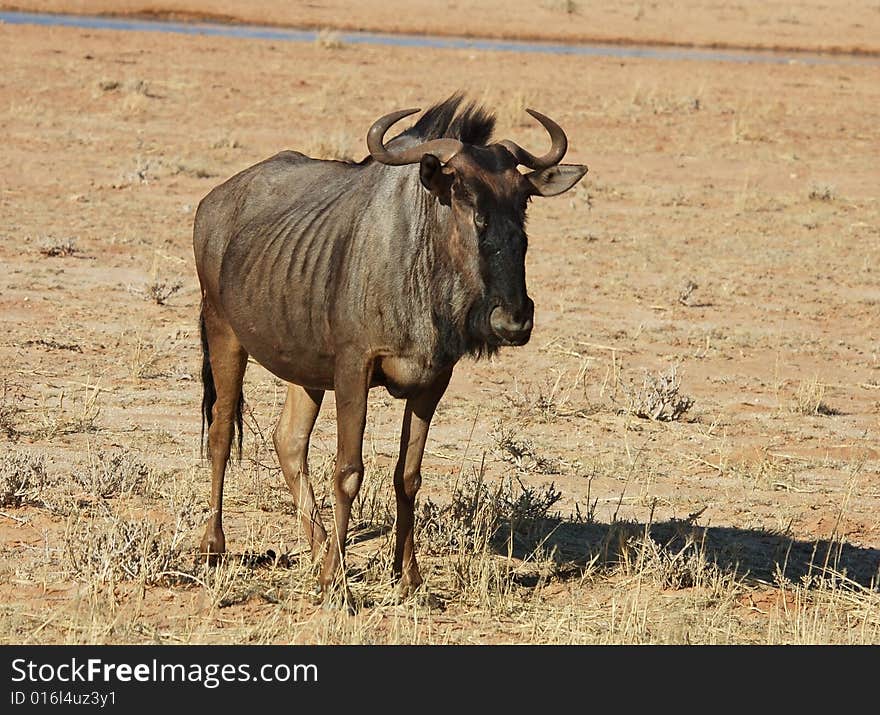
left=35, top=385, right=101, bottom=438
left=808, top=184, right=835, bottom=202
left=417, top=471, right=562, bottom=556
left=146, top=280, right=182, bottom=305
left=65, top=493, right=204, bottom=586
left=0, top=381, right=24, bottom=438
left=38, top=238, right=78, bottom=257
left=493, top=426, right=560, bottom=474
left=619, top=365, right=694, bottom=421
left=0, top=452, right=48, bottom=507
left=73, top=450, right=158, bottom=499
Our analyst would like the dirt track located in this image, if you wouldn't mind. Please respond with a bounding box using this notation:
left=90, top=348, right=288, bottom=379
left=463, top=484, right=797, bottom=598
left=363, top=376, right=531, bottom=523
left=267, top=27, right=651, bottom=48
left=0, top=6, right=879, bottom=643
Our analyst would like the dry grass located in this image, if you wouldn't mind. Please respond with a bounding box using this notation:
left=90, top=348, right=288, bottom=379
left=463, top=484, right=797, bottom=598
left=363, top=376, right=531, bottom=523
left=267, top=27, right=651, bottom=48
left=127, top=335, right=167, bottom=380
left=64, top=491, right=204, bottom=589
left=33, top=384, right=102, bottom=438
left=0, top=443, right=877, bottom=644
left=790, top=377, right=838, bottom=416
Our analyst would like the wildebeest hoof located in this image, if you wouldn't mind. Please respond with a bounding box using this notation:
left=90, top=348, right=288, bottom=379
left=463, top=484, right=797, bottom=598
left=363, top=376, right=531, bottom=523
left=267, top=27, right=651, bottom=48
left=395, top=582, right=442, bottom=610
left=199, top=529, right=226, bottom=566
left=321, top=589, right=357, bottom=615
left=393, top=579, right=423, bottom=602
left=198, top=550, right=225, bottom=567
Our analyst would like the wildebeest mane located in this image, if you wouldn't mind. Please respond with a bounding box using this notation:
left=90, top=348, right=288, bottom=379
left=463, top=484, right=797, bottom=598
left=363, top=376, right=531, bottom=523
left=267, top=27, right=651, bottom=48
left=401, top=93, right=496, bottom=146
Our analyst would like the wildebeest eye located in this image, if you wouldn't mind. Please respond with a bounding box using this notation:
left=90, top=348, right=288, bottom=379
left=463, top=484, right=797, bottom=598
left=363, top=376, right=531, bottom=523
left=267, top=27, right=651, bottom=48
left=474, top=212, right=487, bottom=232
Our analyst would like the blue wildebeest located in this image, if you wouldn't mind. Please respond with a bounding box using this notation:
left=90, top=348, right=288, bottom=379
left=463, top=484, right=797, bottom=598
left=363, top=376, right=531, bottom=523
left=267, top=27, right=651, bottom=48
left=194, top=95, right=587, bottom=605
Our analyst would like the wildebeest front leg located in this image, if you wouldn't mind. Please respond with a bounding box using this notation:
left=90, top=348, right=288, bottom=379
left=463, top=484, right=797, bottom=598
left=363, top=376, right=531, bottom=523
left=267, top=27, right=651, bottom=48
left=319, top=358, right=370, bottom=603
left=393, top=368, right=452, bottom=597
left=273, top=385, right=327, bottom=561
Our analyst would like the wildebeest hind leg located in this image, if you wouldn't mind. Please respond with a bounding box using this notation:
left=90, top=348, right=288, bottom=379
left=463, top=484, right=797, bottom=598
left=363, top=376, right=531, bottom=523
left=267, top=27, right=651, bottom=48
left=199, top=300, right=248, bottom=561
left=273, top=384, right=327, bottom=561
left=393, top=368, right=451, bottom=597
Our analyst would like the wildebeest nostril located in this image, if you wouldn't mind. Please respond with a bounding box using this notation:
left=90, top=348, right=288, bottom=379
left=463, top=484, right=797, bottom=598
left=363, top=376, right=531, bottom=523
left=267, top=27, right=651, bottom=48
left=489, top=306, right=533, bottom=344
left=511, top=300, right=534, bottom=331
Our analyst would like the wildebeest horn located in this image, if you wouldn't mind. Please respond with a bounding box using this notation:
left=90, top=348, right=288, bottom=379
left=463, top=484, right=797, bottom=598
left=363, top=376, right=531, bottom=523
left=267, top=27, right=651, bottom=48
left=499, top=108, right=568, bottom=169
left=367, top=108, right=465, bottom=165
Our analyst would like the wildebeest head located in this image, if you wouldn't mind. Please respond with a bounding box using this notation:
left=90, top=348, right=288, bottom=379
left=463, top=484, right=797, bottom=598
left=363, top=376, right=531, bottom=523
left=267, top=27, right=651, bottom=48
left=368, top=101, right=588, bottom=350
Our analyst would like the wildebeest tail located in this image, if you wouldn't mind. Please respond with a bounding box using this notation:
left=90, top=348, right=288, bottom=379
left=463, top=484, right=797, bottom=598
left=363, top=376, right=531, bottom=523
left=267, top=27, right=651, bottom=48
left=200, top=304, right=244, bottom=460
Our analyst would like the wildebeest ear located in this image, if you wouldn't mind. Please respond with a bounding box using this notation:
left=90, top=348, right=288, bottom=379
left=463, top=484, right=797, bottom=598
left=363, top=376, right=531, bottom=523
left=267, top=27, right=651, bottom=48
left=420, top=153, right=455, bottom=203
left=526, top=164, right=588, bottom=197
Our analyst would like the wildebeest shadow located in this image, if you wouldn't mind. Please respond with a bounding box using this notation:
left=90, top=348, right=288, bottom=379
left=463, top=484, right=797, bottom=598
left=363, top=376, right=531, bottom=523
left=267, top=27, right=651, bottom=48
left=209, top=516, right=879, bottom=594
left=504, top=516, right=880, bottom=590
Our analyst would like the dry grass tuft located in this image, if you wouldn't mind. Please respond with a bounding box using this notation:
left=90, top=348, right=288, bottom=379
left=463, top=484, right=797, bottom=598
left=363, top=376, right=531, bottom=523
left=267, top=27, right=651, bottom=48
left=541, top=0, right=580, bottom=14
left=790, top=377, right=838, bottom=416
left=34, top=384, right=102, bottom=438
left=491, top=89, right=532, bottom=129
left=301, top=130, right=355, bottom=161
left=39, top=451, right=169, bottom=517
left=417, top=469, right=565, bottom=602
left=503, top=370, right=591, bottom=422
left=127, top=335, right=167, bottom=380
left=613, top=523, right=734, bottom=593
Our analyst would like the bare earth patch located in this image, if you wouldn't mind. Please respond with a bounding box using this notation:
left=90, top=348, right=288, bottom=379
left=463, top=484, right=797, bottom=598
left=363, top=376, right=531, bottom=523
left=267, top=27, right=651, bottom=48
left=0, top=5, right=879, bottom=644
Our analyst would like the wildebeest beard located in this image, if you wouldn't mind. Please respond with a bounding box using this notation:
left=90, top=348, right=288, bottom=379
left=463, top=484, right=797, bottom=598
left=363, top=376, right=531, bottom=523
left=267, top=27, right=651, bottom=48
left=431, top=297, right=499, bottom=367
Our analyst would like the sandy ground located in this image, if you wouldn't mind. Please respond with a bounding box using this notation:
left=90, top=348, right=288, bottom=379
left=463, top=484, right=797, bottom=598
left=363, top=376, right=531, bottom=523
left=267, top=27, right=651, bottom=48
left=0, top=6, right=879, bottom=643
left=3, top=0, right=880, bottom=54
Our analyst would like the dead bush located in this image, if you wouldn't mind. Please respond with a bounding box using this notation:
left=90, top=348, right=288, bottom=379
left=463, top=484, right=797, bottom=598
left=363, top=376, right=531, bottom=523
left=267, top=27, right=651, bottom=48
left=73, top=450, right=161, bottom=499
left=418, top=471, right=562, bottom=556
left=146, top=280, right=182, bottom=305
left=0, top=381, right=24, bottom=438
left=619, top=365, right=694, bottom=421
left=38, top=238, right=78, bottom=257
left=0, top=452, right=48, bottom=507
left=492, top=425, right=561, bottom=474
left=65, top=493, right=204, bottom=586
